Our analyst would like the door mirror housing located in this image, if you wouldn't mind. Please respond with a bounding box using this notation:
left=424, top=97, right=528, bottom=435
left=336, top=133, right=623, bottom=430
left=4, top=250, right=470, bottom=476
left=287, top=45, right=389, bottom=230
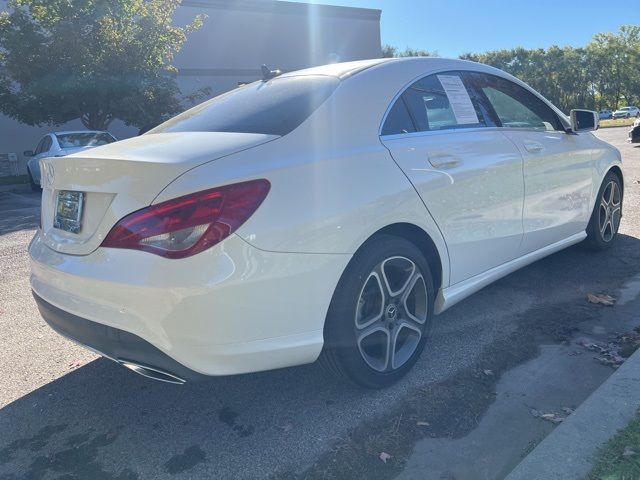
left=569, top=109, right=598, bottom=132
left=23, top=150, right=34, bottom=157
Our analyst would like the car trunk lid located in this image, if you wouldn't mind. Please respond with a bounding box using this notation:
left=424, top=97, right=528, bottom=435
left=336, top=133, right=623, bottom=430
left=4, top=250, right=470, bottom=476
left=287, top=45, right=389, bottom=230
left=39, top=132, right=278, bottom=255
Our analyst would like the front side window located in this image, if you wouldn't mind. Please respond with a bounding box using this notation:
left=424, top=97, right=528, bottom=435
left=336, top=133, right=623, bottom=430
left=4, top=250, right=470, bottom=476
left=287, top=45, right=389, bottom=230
left=467, top=73, right=562, bottom=131
left=152, top=75, right=340, bottom=137
left=382, top=72, right=489, bottom=135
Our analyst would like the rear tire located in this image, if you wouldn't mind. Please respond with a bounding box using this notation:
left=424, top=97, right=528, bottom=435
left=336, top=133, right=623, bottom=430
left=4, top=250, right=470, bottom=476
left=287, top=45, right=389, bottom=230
left=584, top=171, right=622, bottom=250
left=319, top=234, right=434, bottom=388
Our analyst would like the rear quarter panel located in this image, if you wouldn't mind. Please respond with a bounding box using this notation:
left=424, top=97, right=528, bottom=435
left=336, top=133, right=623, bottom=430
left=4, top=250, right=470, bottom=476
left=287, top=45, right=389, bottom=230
left=154, top=132, right=451, bottom=286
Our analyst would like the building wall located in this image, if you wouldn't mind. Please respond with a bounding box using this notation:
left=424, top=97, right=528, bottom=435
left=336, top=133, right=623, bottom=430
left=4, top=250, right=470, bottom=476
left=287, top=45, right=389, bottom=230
left=0, top=0, right=381, bottom=176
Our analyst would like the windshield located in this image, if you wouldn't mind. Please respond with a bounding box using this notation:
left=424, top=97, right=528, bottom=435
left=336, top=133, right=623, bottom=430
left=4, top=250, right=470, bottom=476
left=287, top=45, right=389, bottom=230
left=56, top=132, right=116, bottom=148
left=150, top=75, right=340, bottom=137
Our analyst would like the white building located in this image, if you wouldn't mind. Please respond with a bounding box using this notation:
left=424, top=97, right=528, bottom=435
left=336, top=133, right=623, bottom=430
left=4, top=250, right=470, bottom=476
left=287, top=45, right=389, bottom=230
left=0, top=0, right=381, bottom=176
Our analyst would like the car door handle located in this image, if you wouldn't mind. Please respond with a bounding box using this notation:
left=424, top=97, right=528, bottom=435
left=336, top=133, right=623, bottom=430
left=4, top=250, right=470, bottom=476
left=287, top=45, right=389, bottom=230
left=523, top=141, right=544, bottom=153
left=428, top=155, right=461, bottom=169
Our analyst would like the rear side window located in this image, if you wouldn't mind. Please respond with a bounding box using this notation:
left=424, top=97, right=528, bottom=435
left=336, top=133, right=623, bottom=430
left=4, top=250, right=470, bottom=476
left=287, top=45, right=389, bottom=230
left=381, top=99, right=416, bottom=136
left=382, top=72, right=488, bottom=135
left=467, top=72, right=562, bottom=131
left=42, top=136, right=52, bottom=152
left=151, top=75, right=340, bottom=137
left=34, top=137, right=46, bottom=154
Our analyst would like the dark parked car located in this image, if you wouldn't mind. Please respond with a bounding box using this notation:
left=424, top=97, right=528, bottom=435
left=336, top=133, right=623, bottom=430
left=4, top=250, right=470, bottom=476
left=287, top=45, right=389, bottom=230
left=629, top=118, right=640, bottom=144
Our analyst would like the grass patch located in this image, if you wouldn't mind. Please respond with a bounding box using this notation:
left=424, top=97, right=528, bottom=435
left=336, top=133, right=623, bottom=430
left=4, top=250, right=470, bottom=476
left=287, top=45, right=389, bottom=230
left=600, top=118, right=636, bottom=128
left=587, top=411, right=640, bottom=480
left=0, top=175, right=28, bottom=186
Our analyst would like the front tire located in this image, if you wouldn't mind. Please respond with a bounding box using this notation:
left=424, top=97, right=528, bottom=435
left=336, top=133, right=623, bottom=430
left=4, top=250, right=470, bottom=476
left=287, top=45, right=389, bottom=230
left=585, top=172, right=622, bottom=250
left=27, top=169, right=40, bottom=192
left=319, top=235, right=434, bottom=388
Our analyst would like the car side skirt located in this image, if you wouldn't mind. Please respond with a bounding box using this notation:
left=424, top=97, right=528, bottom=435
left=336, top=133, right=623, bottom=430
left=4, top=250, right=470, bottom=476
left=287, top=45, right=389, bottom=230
left=435, top=231, right=587, bottom=314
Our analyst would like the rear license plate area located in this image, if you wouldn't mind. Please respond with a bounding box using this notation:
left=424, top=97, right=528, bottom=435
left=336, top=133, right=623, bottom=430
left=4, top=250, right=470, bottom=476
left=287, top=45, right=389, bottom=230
left=54, top=191, right=84, bottom=233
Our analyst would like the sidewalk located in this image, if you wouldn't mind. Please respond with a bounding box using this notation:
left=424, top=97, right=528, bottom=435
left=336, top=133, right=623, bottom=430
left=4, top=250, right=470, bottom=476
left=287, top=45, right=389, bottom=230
left=505, top=347, right=640, bottom=480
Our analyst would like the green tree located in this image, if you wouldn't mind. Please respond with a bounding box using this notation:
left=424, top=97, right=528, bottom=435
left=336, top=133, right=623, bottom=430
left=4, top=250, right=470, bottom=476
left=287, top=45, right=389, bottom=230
left=587, top=25, right=640, bottom=109
left=0, top=0, right=206, bottom=131
left=382, top=44, right=437, bottom=58
left=462, top=26, right=640, bottom=112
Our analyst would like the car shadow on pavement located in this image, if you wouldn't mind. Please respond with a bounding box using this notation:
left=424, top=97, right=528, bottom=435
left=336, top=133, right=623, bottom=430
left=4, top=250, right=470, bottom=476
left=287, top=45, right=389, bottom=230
left=2, top=233, right=640, bottom=480
left=0, top=351, right=363, bottom=480
left=0, top=191, right=41, bottom=236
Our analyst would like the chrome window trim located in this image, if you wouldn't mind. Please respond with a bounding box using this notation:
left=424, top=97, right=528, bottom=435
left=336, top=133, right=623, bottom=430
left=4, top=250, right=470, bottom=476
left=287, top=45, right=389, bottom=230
left=380, top=125, right=566, bottom=141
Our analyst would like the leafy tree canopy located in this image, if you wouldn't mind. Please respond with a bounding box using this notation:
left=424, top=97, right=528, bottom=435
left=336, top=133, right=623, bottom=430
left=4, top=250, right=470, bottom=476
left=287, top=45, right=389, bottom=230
left=460, top=25, right=640, bottom=112
left=382, top=44, right=437, bottom=58
left=385, top=25, right=640, bottom=112
left=0, top=0, right=206, bottom=130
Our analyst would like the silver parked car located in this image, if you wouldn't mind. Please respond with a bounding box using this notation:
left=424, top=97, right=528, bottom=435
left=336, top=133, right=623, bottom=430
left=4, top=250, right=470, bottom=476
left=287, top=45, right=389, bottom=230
left=612, top=106, right=640, bottom=119
left=25, top=131, right=117, bottom=190
left=598, top=109, right=613, bottom=119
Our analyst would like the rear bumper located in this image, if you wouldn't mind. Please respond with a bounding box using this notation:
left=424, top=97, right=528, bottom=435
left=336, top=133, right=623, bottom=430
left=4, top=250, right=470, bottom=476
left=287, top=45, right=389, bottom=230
left=33, top=292, right=204, bottom=382
left=29, top=232, right=350, bottom=377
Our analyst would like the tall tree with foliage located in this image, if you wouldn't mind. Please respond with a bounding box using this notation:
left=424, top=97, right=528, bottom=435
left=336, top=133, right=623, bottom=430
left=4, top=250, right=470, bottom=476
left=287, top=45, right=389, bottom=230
left=0, top=0, right=206, bottom=130
left=587, top=25, right=640, bottom=109
left=459, top=25, right=640, bottom=112
left=382, top=44, right=437, bottom=58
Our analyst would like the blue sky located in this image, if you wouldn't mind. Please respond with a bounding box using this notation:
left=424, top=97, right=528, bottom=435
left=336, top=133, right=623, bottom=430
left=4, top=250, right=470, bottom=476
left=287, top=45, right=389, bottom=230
left=306, top=0, right=640, bottom=58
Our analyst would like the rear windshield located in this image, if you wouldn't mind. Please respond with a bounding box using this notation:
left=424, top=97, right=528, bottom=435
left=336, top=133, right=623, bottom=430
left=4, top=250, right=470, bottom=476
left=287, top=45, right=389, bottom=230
left=56, top=132, right=116, bottom=148
left=151, top=75, right=340, bottom=137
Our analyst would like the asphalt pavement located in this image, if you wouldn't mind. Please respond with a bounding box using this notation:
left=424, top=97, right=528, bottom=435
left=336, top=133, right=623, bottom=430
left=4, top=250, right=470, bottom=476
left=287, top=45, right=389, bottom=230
left=0, top=127, right=639, bottom=480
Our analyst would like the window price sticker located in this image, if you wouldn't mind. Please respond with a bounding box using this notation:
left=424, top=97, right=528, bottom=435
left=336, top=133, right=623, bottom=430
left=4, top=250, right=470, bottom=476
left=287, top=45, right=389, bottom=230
left=437, top=75, right=479, bottom=125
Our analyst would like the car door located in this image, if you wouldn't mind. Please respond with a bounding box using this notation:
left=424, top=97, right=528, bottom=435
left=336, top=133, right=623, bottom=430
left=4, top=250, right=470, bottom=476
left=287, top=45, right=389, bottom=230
left=380, top=71, right=525, bottom=284
left=466, top=72, right=594, bottom=254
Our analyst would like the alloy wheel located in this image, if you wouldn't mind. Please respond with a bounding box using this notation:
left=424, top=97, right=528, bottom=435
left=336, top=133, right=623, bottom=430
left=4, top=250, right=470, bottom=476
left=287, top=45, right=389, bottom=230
left=598, top=180, right=622, bottom=242
left=354, top=256, right=428, bottom=372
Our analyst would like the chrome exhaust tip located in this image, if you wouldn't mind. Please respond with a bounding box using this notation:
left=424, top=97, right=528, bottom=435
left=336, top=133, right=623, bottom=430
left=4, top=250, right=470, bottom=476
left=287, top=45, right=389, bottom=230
left=119, top=360, right=186, bottom=385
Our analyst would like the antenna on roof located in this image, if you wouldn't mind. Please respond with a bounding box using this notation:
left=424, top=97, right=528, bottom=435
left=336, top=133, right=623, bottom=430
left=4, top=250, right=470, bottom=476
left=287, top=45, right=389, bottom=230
left=261, top=65, right=282, bottom=81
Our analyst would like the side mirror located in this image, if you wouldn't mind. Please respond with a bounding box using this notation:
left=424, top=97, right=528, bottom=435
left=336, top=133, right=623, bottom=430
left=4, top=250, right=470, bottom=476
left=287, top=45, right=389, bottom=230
left=23, top=150, right=34, bottom=157
left=570, top=109, right=598, bottom=132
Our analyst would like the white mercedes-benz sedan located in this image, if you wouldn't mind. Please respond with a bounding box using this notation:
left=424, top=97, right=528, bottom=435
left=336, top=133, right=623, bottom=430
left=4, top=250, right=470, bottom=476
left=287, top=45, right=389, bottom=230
left=29, top=58, right=623, bottom=388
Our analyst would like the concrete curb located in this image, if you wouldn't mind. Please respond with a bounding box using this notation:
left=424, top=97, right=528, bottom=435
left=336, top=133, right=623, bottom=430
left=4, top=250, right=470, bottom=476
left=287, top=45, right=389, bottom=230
left=505, top=348, right=640, bottom=480
left=0, top=183, right=32, bottom=193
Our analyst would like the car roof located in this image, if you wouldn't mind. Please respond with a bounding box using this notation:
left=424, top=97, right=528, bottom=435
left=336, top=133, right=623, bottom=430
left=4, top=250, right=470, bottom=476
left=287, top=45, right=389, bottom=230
left=279, top=58, right=396, bottom=79
left=279, top=57, right=506, bottom=81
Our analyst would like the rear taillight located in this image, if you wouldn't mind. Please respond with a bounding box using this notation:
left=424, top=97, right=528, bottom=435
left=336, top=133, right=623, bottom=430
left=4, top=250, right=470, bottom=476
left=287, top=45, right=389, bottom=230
left=101, top=179, right=270, bottom=259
